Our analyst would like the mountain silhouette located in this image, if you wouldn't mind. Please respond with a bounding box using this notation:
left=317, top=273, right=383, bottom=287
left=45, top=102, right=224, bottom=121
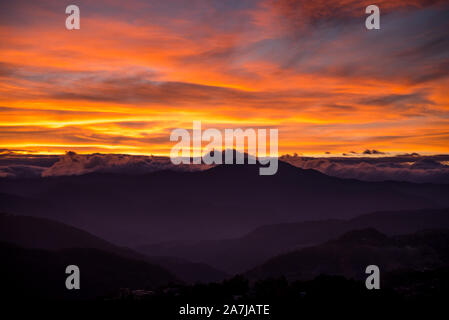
left=246, top=228, right=449, bottom=281
left=138, top=208, right=449, bottom=273
left=0, top=160, right=448, bottom=246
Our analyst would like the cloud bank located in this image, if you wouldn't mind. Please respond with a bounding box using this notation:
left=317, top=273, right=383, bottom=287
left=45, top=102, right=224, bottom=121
left=0, top=152, right=208, bottom=178
left=281, top=154, right=449, bottom=183
left=1, top=152, right=448, bottom=183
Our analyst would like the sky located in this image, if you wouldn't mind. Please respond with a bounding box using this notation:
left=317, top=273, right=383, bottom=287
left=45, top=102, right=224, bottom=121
left=0, top=0, right=448, bottom=156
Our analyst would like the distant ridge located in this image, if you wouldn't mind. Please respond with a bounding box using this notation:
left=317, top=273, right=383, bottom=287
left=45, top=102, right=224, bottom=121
left=0, top=213, right=227, bottom=283
left=245, top=228, right=449, bottom=281
left=138, top=208, right=449, bottom=273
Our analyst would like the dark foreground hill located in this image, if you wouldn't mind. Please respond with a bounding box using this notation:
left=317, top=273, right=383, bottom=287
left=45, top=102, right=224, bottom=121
left=246, top=228, right=449, bottom=281
left=0, top=242, right=177, bottom=300
left=0, top=213, right=227, bottom=283
left=1, top=160, right=448, bottom=245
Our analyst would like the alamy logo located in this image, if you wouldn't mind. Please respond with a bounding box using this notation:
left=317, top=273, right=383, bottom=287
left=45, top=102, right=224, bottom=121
left=365, top=265, right=380, bottom=289
left=365, top=5, right=380, bottom=30
left=65, top=265, right=80, bottom=290
left=170, top=121, right=279, bottom=175
left=65, top=5, right=80, bottom=30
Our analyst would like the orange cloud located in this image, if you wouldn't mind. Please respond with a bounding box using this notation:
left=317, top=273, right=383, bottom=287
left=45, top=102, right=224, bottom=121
left=0, top=0, right=448, bottom=156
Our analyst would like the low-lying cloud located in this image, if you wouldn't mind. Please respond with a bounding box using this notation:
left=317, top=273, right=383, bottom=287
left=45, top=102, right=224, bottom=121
left=0, top=152, right=208, bottom=178
left=1, top=152, right=449, bottom=183
left=281, top=154, right=449, bottom=183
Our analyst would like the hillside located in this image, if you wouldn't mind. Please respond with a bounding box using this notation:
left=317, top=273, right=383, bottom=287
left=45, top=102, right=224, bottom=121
left=138, top=208, right=449, bottom=273
left=246, top=228, right=449, bottom=281
left=1, top=242, right=177, bottom=299
left=0, top=213, right=227, bottom=283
